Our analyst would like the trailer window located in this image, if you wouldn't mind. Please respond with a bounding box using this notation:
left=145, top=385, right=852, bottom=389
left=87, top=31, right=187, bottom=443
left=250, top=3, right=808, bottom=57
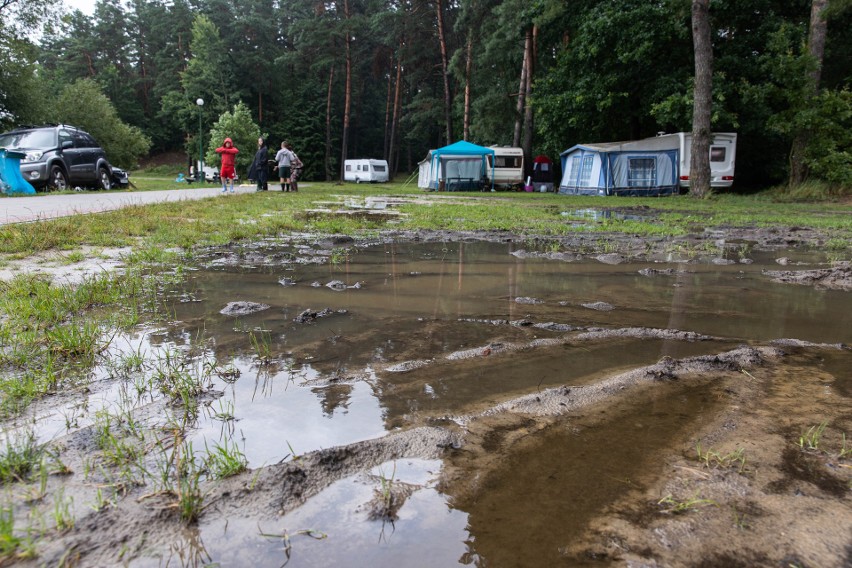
left=710, top=147, right=726, bottom=162
left=345, top=164, right=352, bottom=172
left=628, top=158, right=656, bottom=187
left=373, top=165, right=386, bottom=171
left=494, top=156, right=521, bottom=168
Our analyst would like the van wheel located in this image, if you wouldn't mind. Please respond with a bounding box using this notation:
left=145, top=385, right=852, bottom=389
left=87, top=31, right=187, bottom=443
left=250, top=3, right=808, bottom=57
left=49, top=166, right=68, bottom=191
left=98, top=167, right=112, bottom=190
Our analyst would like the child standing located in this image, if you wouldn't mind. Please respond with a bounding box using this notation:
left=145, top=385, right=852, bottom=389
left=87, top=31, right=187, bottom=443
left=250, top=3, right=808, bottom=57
left=274, top=141, right=295, bottom=192
left=286, top=142, right=303, bottom=192
left=214, top=137, right=239, bottom=193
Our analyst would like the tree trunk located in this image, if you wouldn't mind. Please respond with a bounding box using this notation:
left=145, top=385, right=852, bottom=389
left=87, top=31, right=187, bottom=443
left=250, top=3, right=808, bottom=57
left=463, top=34, right=472, bottom=141
left=389, top=60, right=403, bottom=175
left=325, top=66, right=335, bottom=181
left=789, top=0, right=829, bottom=185
left=339, top=0, right=352, bottom=181
left=512, top=29, right=530, bottom=148
left=521, top=25, right=536, bottom=171
left=384, top=55, right=394, bottom=162
left=690, top=0, right=713, bottom=198
left=435, top=0, right=453, bottom=144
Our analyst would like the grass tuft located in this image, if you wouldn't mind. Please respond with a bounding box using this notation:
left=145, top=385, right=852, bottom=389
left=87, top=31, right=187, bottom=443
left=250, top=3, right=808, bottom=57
left=0, top=432, right=43, bottom=484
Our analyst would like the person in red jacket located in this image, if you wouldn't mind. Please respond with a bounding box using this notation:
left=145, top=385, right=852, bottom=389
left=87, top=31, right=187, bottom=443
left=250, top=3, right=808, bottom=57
left=215, top=137, right=239, bottom=193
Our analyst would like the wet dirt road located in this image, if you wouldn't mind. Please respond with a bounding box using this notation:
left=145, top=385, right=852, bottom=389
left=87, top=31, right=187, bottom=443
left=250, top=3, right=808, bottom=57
left=0, top=184, right=259, bottom=225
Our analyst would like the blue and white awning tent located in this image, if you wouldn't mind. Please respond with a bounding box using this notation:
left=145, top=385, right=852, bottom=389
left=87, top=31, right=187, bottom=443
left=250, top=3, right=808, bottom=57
left=559, top=142, right=678, bottom=196
left=417, top=141, right=495, bottom=191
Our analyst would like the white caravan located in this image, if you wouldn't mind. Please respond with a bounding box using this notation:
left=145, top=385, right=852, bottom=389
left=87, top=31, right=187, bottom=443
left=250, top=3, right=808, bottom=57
left=615, top=132, right=737, bottom=189
left=673, top=132, right=737, bottom=189
left=343, top=159, right=390, bottom=183
left=486, top=146, right=524, bottom=189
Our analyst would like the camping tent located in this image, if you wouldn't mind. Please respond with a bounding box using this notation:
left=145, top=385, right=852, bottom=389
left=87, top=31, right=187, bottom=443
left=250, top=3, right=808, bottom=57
left=559, top=142, right=678, bottom=196
left=531, top=155, right=554, bottom=192
left=417, top=141, right=495, bottom=191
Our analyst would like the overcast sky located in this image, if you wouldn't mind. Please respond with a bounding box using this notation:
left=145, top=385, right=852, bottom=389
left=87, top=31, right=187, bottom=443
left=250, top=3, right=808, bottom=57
left=63, top=0, right=95, bottom=16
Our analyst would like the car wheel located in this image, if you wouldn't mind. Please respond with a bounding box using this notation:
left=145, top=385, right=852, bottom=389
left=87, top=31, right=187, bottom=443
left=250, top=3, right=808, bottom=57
left=49, top=166, right=68, bottom=191
left=98, top=167, right=112, bottom=190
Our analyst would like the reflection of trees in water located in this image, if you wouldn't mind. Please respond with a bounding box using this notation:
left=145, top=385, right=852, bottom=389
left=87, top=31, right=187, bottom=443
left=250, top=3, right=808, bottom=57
left=312, top=384, right=353, bottom=417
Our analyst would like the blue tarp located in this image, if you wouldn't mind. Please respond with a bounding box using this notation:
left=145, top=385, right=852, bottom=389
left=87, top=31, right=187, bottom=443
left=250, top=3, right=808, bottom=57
left=428, top=141, right=495, bottom=191
left=0, top=149, right=36, bottom=195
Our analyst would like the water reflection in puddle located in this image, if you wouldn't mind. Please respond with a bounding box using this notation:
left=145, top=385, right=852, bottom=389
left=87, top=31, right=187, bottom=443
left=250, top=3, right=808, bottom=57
left=195, top=358, right=385, bottom=466
left=151, top=459, right=469, bottom=568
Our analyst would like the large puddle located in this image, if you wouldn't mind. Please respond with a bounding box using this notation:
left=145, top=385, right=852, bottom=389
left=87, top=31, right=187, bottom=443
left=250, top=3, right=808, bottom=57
left=156, top=242, right=850, bottom=462
left=5, top=240, right=851, bottom=566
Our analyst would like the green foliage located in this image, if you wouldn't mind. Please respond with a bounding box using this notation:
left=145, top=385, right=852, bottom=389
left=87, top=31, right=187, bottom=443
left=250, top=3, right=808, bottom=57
left=53, top=79, right=152, bottom=168
left=182, top=14, right=236, bottom=121
left=795, top=89, right=851, bottom=186
left=205, top=102, right=261, bottom=174
left=0, top=34, right=47, bottom=129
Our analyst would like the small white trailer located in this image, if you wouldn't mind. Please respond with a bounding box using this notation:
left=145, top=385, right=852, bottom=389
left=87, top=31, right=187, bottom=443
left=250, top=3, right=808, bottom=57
left=486, top=146, right=524, bottom=189
left=343, top=159, right=390, bottom=183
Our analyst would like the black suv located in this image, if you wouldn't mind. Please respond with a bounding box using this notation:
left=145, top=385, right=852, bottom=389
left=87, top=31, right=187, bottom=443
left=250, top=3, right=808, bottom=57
left=0, top=124, right=115, bottom=191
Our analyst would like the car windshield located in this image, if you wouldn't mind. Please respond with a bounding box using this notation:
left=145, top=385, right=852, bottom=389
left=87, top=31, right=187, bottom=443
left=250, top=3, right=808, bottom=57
left=0, top=130, right=57, bottom=149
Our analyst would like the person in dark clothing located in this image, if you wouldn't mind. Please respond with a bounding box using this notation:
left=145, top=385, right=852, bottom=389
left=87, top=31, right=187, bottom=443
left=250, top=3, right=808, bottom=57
left=248, top=137, right=269, bottom=191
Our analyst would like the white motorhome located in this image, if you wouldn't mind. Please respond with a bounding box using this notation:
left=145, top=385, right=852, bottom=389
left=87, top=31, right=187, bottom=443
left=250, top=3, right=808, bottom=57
left=486, top=146, right=524, bottom=189
left=343, top=159, right=390, bottom=183
left=673, top=132, right=737, bottom=189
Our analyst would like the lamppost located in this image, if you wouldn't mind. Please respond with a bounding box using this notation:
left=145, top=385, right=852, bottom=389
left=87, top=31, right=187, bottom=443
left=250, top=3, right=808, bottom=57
left=196, top=98, right=204, bottom=179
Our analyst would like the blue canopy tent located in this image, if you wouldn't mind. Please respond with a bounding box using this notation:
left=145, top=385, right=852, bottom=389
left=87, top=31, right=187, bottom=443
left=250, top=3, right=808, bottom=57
left=418, top=141, right=495, bottom=191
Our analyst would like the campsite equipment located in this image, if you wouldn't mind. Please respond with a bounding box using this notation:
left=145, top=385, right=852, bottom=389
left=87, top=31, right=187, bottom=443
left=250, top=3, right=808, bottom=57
left=417, top=141, right=495, bottom=192
left=343, top=159, right=389, bottom=183
left=524, top=176, right=533, bottom=192
left=559, top=132, right=737, bottom=196
left=532, top=155, right=554, bottom=192
left=0, top=149, right=37, bottom=194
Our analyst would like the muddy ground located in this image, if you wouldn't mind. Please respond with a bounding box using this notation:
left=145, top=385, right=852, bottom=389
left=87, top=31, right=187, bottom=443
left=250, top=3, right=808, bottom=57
left=2, top=216, right=851, bottom=567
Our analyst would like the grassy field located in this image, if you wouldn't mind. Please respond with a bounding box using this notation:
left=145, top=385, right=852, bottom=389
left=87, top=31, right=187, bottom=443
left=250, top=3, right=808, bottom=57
left=2, top=180, right=850, bottom=256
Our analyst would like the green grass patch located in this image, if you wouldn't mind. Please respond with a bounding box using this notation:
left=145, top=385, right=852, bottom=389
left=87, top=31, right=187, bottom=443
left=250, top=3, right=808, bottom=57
left=1, top=183, right=850, bottom=258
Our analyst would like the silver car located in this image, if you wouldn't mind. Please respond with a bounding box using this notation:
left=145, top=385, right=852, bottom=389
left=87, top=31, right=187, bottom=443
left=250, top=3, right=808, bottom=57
left=0, top=124, right=115, bottom=191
